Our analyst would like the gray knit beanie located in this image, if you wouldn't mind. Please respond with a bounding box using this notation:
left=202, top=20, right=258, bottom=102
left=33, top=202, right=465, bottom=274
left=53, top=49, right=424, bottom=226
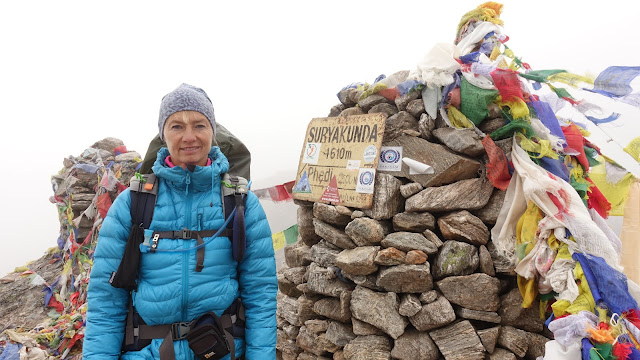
left=158, top=83, right=216, bottom=140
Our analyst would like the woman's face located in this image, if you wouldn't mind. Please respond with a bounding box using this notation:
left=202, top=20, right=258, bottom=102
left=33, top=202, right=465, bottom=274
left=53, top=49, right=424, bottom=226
left=163, top=110, right=213, bottom=169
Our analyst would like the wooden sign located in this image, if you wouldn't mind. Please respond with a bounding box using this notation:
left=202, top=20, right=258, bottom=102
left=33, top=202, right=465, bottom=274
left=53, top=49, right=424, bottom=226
left=292, top=114, right=386, bottom=209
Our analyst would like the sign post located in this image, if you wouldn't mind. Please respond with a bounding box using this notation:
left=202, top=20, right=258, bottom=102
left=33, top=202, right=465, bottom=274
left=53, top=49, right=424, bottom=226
left=292, top=114, right=386, bottom=209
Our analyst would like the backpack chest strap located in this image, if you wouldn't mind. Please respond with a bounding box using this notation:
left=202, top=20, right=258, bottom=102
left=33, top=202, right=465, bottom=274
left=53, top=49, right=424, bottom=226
left=152, top=229, right=234, bottom=272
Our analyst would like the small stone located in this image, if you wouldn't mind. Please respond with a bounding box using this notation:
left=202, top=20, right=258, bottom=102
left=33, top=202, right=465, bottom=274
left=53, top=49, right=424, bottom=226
left=438, top=210, right=490, bottom=246
left=91, top=137, right=124, bottom=153
left=340, top=107, right=365, bottom=117
left=363, top=174, right=403, bottom=220
left=477, top=326, right=501, bottom=354
left=313, top=290, right=352, bottom=323
left=422, top=229, right=443, bottom=248
left=325, top=321, right=356, bottom=347
left=392, top=212, right=436, bottom=232
left=395, top=90, right=420, bottom=111
left=277, top=294, right=316, bottom=326
left=341, top=271, right=383, bottom=292
left=406, top=178, right=493, bottom=212
left=338, top=88, right=358, bottom=106
left=402, top=129, right=421, bottom=137
left=282, top=323, right=300, bottom=339
left=298, top=206, right=321, bottom=246
left=489, top=348, right=517, bottom=360
left=419, top=290, right=438, bottom=304
left=406, top=98, right=426, bottom=118
left=351, top=210, right=365, bottom=219
left=431, top=240, right=479, bottom=280
left=432, top=127, right=485, bottom=157
left=309, top=240, right=341, bottom=267
left=314, top=202, right=352, bottom=226
left=473, top=189, right=506, bottom=225
left=284, top=242, right=311, bottom=268
left=498, top=288, right=545, bottom=332
left=399, top=182, right=423, bottom=198
left=408, top=294, right=456, bottom=331
left=374, top=247, right=406, bottom=266
left=345, top=217, right=385, bottom=246
left=381, top=232, right=438, bottom=255
left=278, top=273, right=302, bottom=297
left=369, top=103, right=399, bottom=118
left=429, top=320, right=485, bottom=360
left=282, top=266, right=307, bottom=285
left=526, top=332, right=550, bottom=360
left=390, top=329, right=439, bottom=360
left=497, top=326, right=529, bottom=358
left=297, top=324, right=337, bottom=355
left=313, top=218, right=357, bottom=249
left=115, top=151, right=142, bottom=162
left=486, top=241, right=516, bottom=275
left=479, top=117, right=507, bottom=134
left=305, top=319, right=331, bottom=333
left=383, top=111, right=419, bottom=142
left=418, top=113, right=436, bottom=141
left=343, top=335, right=392, bottom=360
left=335, top=205, right=352, bottom=216
left=398, top=294, right=422, bottom=317
left=479, top=245, right=496, bottom=276
left=358, top=94, right=392, bottom=112
left=335, top=246, right=380, bottom=276
left=306, top=263, right=353, bottom=298
left=437, top=273, right=501, bottom=311
left=276, top=330, right=302, bottom=359
left=328, top=104, right=345, bottom=117
left=350, top=286, right=408, bottom=339
left=351, top=317, right=385, bottom=336
left=405, top=250, right=427, bottom=264
left=455, top=307, right=502, bottom=323
left=376, top=264, right=433, bottom=293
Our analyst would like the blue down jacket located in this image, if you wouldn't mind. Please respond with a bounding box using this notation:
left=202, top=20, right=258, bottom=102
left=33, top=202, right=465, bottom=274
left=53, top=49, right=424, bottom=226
left=84, top=147, right=277, bottom=359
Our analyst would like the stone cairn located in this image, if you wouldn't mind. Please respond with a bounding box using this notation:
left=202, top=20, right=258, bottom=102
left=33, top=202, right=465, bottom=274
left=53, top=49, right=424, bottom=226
left=276, top=83, right=549, bottom=360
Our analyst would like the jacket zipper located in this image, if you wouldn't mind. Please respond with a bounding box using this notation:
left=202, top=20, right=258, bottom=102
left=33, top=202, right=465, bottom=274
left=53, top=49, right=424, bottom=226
left=182, top=173, right=191, bottom=321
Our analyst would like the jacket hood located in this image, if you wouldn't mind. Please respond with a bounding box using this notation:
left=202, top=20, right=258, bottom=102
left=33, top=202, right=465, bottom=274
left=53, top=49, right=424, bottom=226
left=151, top=146, right=230, bottom=192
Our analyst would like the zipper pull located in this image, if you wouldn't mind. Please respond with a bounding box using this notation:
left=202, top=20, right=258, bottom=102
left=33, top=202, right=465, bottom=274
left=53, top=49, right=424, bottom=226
left=185, top=173, right=191, bottom=185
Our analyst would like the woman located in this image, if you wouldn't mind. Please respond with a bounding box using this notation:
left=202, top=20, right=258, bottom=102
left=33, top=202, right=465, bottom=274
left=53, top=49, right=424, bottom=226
left=84, top=84, right=277, bottom=359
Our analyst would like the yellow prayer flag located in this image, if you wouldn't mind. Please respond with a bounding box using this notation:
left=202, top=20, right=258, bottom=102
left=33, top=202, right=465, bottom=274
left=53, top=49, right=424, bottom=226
left=272, top=231, right=285, bottom=251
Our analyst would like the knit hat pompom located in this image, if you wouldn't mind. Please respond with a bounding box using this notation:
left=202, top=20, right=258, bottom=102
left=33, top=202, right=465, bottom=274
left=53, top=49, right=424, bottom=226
left=158, top=83, right=216, bottom=140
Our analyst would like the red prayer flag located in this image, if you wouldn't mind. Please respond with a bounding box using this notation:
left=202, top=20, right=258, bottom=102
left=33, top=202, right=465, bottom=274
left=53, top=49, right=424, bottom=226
left=562, top=124, right=589, bottom=171
left=96, top=193, right=113, bottom=219
left=490, top=68, right=524, bottom=102
left=482, top=136, right=511, bottom=190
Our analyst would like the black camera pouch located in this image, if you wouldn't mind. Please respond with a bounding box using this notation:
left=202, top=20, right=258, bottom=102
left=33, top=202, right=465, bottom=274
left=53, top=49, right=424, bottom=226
left=186, top=312, right=231, bottom=360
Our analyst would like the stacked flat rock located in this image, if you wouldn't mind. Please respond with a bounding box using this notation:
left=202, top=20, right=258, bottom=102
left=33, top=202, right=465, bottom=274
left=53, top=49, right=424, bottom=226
left=50, top=137, right=140, bottom=251
left=276, top=82, right=549, bottom=360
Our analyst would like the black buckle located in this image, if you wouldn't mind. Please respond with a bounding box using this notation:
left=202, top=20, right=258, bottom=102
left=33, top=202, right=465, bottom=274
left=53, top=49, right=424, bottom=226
left=171, top=321, right=192, bottom=340
left=173, top=229, right=193, bottom=239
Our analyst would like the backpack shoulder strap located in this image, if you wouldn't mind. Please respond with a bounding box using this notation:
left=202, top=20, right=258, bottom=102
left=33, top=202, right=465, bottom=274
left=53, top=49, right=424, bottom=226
left=110, top=173, right=159, bottom=290
left=221, top=174, right=248, bottom=262
left=129, top=173, right=159, bottom=229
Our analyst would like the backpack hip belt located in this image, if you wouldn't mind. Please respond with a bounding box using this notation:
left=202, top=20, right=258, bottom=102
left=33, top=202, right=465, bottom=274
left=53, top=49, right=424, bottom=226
left=124, top=298, right=245, bottom=360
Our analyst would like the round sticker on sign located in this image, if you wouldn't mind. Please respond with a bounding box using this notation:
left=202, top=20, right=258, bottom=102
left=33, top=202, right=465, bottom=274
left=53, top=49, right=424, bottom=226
left=363, top=145, right=377, bottom=163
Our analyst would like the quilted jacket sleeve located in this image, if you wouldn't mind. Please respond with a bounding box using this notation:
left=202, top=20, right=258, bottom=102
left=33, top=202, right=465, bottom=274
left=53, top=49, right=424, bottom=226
left=237, top=192, right=277, bottom=359
left=83, top=190, right=133, bottom=359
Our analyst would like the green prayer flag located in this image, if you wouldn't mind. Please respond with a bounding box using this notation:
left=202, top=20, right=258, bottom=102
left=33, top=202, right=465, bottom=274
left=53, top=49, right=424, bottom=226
left=460, top=77, right=498, bottom=125
left=489, top=119, right=536, bottom=140
left=283, top=224, right=299, bottom=245
left=519, top=69, right=567, bottom=83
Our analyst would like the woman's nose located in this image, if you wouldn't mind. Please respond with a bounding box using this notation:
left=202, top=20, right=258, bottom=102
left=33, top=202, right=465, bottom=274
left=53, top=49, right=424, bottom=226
left=183, top=127, right=197, bottom=141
